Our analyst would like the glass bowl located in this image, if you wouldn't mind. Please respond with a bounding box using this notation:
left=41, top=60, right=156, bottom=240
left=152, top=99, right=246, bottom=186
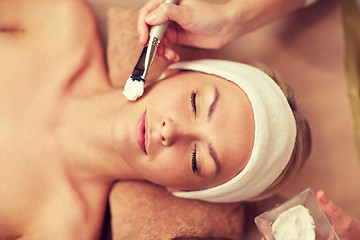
left=254, top=188, right=339, bottom=240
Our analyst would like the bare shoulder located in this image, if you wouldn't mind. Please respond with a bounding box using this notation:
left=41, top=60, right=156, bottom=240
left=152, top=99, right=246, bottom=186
left=0, top=0, right=99, bottom=54
left=0, top=0, right=103, bottom=88
left=0, top=0, right=96, bottom=36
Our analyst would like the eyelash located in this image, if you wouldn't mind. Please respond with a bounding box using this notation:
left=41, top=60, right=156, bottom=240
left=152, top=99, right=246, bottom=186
left=192, top=144, right=198, bottom=173
left=191, top=90, right=197, bottom=117
left=190, top=91, right=198, bottom=174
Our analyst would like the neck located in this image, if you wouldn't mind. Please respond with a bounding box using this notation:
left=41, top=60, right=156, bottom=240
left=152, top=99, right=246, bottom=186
left=55, top=87, right=142, bottom=188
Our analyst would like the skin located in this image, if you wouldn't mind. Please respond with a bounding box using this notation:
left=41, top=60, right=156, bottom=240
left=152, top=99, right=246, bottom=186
left=3, top=0, right=358, bottom=239
left=139, top=1, right=360, bottom=239
left=0, top=0, right=254, bottom=238
left=137, top=0, right=305, bottom=61
left=316, top=190, right=360, bottom=240
left=113, top=71, right=255, bottom=191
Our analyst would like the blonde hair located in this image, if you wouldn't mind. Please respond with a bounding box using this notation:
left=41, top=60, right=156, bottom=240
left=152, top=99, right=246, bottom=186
left=248, top=63, right=312, bottom=201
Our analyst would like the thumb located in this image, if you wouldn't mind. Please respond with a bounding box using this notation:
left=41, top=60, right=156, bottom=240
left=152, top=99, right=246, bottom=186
left=316, top=190, right=360, bottom=239
left=316, top=190, right=348, bottom=226
left=145, top=3, right=189, bottom=27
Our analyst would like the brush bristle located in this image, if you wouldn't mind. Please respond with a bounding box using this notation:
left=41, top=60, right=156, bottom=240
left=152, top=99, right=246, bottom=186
left=123, top=77, right=145, bottom=101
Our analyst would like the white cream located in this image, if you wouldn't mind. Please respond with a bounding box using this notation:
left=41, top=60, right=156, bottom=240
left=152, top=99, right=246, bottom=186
left=123, top=77, right=144, bottom=101
left=272, top=205, right=315, bottom=240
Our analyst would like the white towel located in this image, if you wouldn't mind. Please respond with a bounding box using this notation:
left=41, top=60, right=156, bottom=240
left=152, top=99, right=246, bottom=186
left=165, top=59, right=297, bottom=202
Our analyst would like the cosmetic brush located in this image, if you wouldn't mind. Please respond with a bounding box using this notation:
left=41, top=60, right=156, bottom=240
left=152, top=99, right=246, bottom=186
left=123, top=0, right=179, bottom=101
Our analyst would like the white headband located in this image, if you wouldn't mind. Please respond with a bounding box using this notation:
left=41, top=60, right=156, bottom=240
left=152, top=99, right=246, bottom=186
left=165, top=59, right=296, bottom=202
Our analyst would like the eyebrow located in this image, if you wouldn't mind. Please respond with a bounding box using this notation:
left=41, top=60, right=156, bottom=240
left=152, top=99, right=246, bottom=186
left=208, top=86, right=219, bottom=121
left=209, top=143, right=221, bottom=175
left=207, top=86, right=221, bottom=175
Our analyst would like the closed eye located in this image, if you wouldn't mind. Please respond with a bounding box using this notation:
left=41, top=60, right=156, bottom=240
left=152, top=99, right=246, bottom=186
left=191, top=144, right=198, bottom=174
left=190, top=90, right=197, bottom=117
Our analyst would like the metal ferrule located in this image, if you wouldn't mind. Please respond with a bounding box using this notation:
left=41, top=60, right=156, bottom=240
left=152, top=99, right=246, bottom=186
left=150, top=36, right=161, bottom=47
left=141, top=37, right=159, bottom=79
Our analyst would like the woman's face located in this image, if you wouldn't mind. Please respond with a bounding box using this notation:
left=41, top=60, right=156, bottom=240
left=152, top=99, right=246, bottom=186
left=112, top=71, right=255, bottom=191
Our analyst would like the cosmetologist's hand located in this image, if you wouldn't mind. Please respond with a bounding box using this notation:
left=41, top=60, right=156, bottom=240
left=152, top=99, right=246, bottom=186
left=316, top=190, right=360, bottom=240
left=137, top=0, right=243, bottom=62
left=137, top=0, right=306, bottom=62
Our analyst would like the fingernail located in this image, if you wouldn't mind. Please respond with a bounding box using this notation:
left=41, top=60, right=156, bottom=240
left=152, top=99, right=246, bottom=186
left=174, top=54, right=180, bottom=62
left=164, top=53, right=171, bottom=60
left=320, top=191, right=328, bottom=203
left=145, top=12, right=156, bottom=23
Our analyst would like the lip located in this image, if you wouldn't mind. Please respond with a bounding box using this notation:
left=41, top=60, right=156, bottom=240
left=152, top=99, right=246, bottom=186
left=144, top=111, right=149, bottom=153
left=136, top=110, right=148, bottom=154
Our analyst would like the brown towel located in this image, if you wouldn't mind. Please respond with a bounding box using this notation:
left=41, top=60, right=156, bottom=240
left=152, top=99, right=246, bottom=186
left=109, top=181, right=244, bottom=240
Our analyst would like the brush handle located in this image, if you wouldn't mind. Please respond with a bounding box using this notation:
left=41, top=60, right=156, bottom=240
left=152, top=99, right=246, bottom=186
left=149, top=0, right=179, bottom=43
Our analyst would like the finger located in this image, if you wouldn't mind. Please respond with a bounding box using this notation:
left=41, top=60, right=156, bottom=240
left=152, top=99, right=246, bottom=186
left=155, top=43, right=165, bottom=58
left=137, top=0, right=163, bottom=44
left=161, top=21, right=180, bottom=44
left=316, top=190, right=353, bottom=232
left=157, top=37, right=177, bottom=60
left=154, top=39, right=179, bottom=62
left=145, top=3, right=179, bottom=25
left=163, top=47, right=180, bottom=62
left=317, top=190, right=360, bottom=239
left=145, top=2, right=192, bottom=29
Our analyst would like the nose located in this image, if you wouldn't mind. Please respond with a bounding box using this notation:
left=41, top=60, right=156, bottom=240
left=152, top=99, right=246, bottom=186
left=160, top=117, right=192, bottom=146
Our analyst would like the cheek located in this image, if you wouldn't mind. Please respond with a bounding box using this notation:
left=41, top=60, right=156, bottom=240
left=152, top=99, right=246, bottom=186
left=153, top=98, right=185, bottom=119
left=111, top=109, right=142, bottom=164
left=148, top=82, right=189, bottom=116
left=146, top=149, right=192, bottom=187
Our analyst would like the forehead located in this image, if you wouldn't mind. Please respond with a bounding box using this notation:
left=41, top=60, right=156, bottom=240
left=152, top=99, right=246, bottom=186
left=209, top=75, right=255, bottom=186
